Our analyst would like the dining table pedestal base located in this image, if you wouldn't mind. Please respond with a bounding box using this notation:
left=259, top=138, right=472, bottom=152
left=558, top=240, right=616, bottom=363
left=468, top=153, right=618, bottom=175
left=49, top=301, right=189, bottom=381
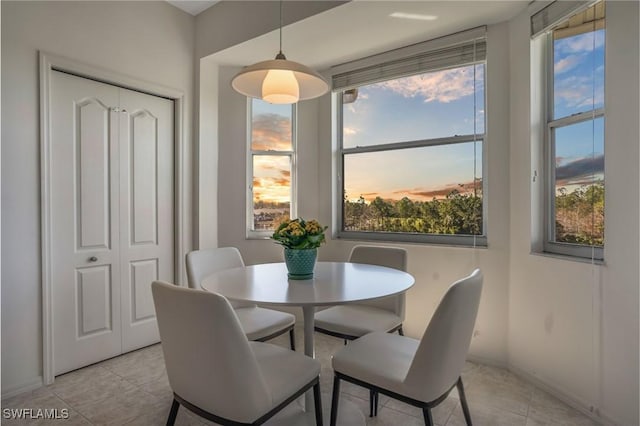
left=303, top=305, right=316, bottom=410
left=262, top=392, right=365, bottom=426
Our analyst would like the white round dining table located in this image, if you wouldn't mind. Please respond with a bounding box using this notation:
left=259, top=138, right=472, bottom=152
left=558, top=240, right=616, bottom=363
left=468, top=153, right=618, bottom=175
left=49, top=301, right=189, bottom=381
left=200, top=261, right=415, bottom=421
left=200, top=261, right=414, bottom=357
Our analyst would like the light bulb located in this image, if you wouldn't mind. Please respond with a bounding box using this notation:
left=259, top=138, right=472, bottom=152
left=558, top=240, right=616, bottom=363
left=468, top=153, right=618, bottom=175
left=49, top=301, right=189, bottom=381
left=262, top=69, right=299, bottom=104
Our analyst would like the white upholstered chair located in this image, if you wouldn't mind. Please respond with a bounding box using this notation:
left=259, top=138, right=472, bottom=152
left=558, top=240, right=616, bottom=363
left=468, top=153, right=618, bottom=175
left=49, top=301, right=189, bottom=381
left=152, top=281, right=323, bottom=426
left=186, top=247, right=296, bottom=350
left=329, top=269, right=483, bottom=426
left=314, top=245, right=408, bottom=341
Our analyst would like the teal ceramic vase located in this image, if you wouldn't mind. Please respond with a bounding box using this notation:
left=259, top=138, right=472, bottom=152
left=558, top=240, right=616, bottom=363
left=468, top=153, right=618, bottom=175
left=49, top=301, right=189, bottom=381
left=284, top=248, right=317, bottom=279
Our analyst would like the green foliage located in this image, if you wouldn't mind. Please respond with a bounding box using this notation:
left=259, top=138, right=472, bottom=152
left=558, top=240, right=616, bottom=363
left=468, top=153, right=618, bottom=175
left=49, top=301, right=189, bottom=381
left=343, top=190, right=483, bottom=235
left=272, top=218, right=328, bottom=249
left=343, top=182, right=604, bottom=245
left=555, top=181, right=604, bottom=246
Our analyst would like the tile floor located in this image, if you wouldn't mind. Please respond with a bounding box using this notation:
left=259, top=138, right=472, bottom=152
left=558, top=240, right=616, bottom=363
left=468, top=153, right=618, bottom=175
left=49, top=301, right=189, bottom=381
left=2, top=327, right=600, bottom=426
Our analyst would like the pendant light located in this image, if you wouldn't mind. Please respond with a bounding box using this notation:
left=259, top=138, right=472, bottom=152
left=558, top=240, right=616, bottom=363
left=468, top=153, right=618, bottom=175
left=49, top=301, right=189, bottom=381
left=231, top=0, right=328, bottom=104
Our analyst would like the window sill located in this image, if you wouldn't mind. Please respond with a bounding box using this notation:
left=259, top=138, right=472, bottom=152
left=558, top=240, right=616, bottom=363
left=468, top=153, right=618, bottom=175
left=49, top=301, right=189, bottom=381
left=246, top=233, right=273, bottom=241
left=336, top=231, right=487, bottom=248
left=530, top=250, right=606, bottom=266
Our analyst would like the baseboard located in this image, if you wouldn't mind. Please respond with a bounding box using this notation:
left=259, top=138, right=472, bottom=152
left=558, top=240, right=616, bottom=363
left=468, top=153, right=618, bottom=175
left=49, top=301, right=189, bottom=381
left=467, top=354, right=508, bottom=369
left=1, top=376, right=44, bottom=400
left=507, top=364, right=618, bottom=426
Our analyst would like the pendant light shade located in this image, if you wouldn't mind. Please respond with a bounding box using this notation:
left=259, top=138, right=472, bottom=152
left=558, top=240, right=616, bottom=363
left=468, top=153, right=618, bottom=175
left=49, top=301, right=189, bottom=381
left=230, top=1, right=328, bottom=104
left=262, top=69, right=299, bottom=104
left=232, top=56, right=328, bottom=104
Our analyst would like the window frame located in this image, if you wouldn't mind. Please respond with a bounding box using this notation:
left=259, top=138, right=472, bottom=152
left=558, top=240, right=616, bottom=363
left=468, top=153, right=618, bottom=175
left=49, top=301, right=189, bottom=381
left=541, top=21, right=605, bottom=260
left=245, top=99, right=297, bottom=239
left=334, top=62, right=488, bottom=247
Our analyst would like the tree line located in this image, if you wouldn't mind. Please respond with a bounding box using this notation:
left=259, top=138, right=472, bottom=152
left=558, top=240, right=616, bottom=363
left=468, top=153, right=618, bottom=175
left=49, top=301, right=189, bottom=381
left=344, top=181, right=604, bottom=244
left=343, top=190, right=483, bottom=235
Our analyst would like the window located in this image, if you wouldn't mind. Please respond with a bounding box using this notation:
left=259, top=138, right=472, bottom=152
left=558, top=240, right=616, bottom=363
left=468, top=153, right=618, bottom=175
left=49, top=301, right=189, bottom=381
left=334, top=29, right=486, bottom=246
left=247, top=99, right=296, bottom=238
left=534, top=1, right=605, bottom=259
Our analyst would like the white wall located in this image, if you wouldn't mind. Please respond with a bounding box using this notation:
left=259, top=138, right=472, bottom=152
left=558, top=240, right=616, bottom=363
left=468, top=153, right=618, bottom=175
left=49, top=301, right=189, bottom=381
left=1, top=0, right=195, bottom=397
left=213, top=23, right=513, bottom=364
left=194, top=1, right=344, bottom=249
left=508, top=2, right=639, bottom=425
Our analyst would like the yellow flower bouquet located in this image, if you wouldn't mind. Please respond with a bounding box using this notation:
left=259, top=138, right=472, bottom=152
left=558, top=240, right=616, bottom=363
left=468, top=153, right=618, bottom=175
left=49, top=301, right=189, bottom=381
left=271, top=218, right=327, bottom=249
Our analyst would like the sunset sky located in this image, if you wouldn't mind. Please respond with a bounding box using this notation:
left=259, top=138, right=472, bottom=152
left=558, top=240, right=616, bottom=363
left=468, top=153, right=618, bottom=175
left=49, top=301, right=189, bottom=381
left=342, top=64, right=484, bottom=202
left=251, top=100, right=293, bottom=204
left=251, top=25, right=604, bottom=205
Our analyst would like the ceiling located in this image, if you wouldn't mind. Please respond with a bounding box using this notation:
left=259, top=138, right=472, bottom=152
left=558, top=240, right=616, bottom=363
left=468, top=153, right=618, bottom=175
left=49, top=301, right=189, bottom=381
left=167, top=0, right=218, bottom=16
left=209, top=1, right=529, bottom=71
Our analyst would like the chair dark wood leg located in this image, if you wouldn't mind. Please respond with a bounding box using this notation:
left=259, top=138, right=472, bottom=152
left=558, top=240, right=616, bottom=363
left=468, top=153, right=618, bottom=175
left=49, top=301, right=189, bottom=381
left=166, top=399, right=179, bottom=426
left=398, top=326, right=404, bottom=336
left=456, top=377, right=473, bottom=425
left=313, top=382, right=323, bottom=426
left=422, top=407, right=434, bottom=426
left=374, top=391, right=379, bottom=416
left=367, top=389, right=379, bottom=416
left=289, top=329, right=296, bottom=351
left=369, top=389, right=374, bottom=417
left=330, top=375, right=341, bottom=426
left=344, top=339, right=348, bottom=345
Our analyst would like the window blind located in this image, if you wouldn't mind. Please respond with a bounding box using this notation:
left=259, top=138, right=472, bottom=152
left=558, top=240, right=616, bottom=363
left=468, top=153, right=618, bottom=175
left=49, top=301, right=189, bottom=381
left=331, top=26, right=486, bottom=91
left=531, top=0, right=598, bottom=38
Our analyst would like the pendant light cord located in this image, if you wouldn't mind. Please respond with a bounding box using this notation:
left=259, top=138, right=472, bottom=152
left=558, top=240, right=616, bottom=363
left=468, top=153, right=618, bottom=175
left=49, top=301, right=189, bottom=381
left=280, top=0, right=283, bottom=53
left=276, top=0, right=285, bottom=59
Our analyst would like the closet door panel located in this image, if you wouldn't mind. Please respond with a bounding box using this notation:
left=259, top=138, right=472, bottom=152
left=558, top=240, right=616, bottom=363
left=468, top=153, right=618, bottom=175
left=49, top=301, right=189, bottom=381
left=50, top=71, right=122, bottom=375
left=119, top=88, right=174, bottom=352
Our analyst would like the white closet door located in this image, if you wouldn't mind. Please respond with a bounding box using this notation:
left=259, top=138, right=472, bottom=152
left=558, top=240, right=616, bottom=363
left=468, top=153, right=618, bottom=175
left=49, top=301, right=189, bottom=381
left=51, top=71, right=122, bottom=375
left=50, top=71, right=175, bottom=374
left=119, top=88, right=174, bottom=352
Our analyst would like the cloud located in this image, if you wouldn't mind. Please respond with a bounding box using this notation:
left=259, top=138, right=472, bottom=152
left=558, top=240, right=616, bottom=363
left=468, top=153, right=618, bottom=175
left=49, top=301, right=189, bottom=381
left=555, top=32, right=604, bottom=55
left=555, top=154, right=604, bottom=186
left=253, top=175, right=291, bottom=203
left=272, top=177, right=290, bottom=186
left=402, top=179, right=482, bottom=200
left=555, top=75, right=604, bottom=109
left=251, top=113, right=292, bottom=151
left=344, top=127, right=359, bottom=136
left=372, top=65, right=483, bottom=103
left=258, top=163, right=290, bottom=175
left=554, top=54, right=584, bottom=74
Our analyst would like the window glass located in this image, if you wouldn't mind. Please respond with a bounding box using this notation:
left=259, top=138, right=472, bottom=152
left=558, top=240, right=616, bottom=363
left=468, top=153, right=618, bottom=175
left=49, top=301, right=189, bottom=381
left=553, top=117, right=604, bottom=245
left=553, top=26, right=605, bottom=119
left=338, top=55, right=485, bottom=244
left=251, top=101, right=292, bottom=151
left=249, top=99, right=294, bottom=234
left=342, top=64, right=484, bottom=149
left=343, top=142, right=482, bottom=235
left=542, top=1, right=605, bottom=258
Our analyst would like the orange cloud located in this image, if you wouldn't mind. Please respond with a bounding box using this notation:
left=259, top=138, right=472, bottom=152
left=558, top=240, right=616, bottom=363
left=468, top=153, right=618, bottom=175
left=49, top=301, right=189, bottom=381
left=253, top=175, right=291, bottom=204
left=347, top=180, right=482, bottom=203
left=252, top=113, right=292, bottom=151
left=403, top=179, right=481, bottom=200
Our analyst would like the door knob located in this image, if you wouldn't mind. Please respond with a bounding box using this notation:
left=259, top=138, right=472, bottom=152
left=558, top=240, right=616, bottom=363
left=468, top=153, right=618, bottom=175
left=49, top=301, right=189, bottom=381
left=88, top=256, right=98, bottom=262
